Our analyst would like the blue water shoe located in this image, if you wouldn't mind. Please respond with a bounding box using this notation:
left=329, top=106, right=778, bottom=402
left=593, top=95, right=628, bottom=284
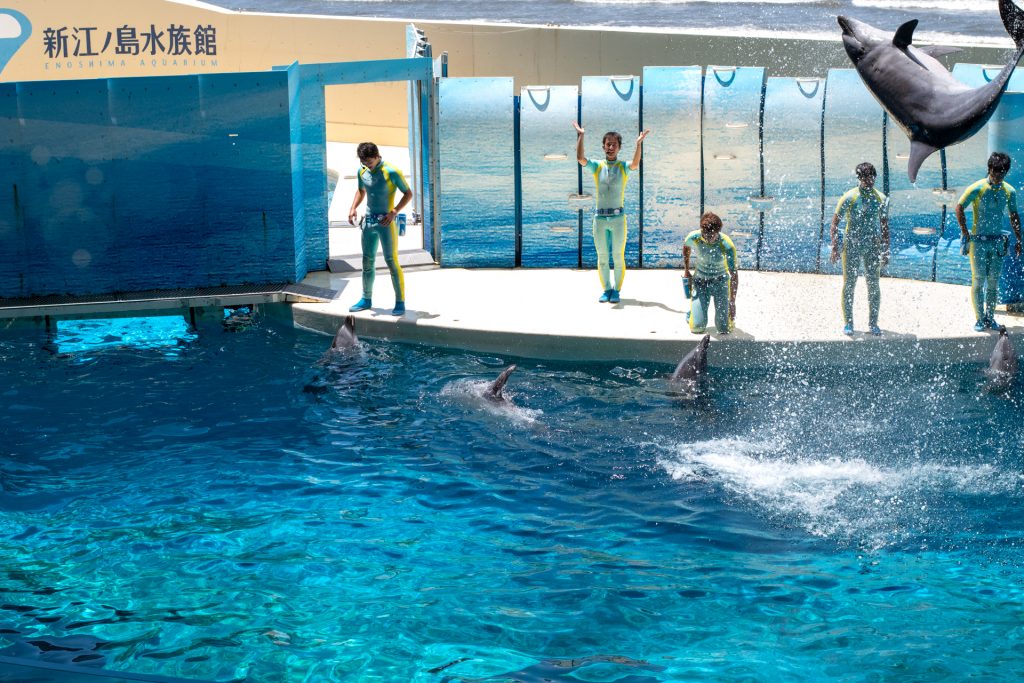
left=843, top=323, right=854, bottom=336
left=392, top=302, right=406, bottom=316
left=599, top=289, right=612, bottom=303
left=869, top=324, right=882, bottom=336
left=974, top=320, right=986, bottom=332
left=609, top=289, right=620, bottom=304
left=986, top=318, right=1006, bottom=332
left=349, top=298, right=372, bottom=312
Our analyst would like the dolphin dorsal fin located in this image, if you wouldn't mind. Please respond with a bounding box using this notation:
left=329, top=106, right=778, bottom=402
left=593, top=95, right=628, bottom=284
left=893, top=19, right=918, bottom=49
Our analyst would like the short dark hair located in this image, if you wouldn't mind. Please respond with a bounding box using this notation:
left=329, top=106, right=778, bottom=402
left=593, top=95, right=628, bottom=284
left=855, top=162, right=877, bottom=179
left=602, top=131, right=623, bottom=147
left=700, top=211, right=723, bottom=232
left=357, top=142, right=380, bottom=163
left=988, top=152, right=1011, bottom=174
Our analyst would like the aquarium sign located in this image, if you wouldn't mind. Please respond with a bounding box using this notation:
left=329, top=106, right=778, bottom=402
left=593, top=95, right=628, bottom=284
left=40, top=22, right=221, bottom=72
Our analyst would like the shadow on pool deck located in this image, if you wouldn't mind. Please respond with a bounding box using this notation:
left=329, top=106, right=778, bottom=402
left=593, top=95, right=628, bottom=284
left=292, top=266, right=1023, bottom=367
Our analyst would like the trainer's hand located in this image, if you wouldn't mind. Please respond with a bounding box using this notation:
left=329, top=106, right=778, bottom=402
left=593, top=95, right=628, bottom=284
left=380, top=210, right=396, bottom=226
left=830, top=245, right=840, bottom=264
left=1017, top=241, right=1022, bottom=258
left=348, top=209, right=359, bottom=226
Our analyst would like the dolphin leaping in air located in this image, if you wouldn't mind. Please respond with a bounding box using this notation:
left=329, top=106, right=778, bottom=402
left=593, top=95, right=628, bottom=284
left=838, top=0, right=1024, bottom=183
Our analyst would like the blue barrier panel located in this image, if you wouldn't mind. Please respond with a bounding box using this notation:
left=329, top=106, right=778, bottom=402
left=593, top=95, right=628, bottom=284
left=939, top=64, right=1003, bottom=286
left=580, top=75, right=640, bottom=269
left=0, top=84, right=24, bottom=295
left=437, top=77, right=515, bottom=267
left=886, top=127, right=945, bottom=281
left=17, top=78, right=120, bottom=295
left=761, top=76, right=824, bottom=273
left=822, top=69, right=885, bottom=276
left=702, top=66, right=765, bottom=270
left=0, top=71, right=299, bottom=299
left=641, top=66, right=703, bottom=268
left=519, top=85, right=580, bottom=267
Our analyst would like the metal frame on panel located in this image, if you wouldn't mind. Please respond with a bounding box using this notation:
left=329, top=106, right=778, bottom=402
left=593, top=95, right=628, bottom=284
left=760, top=76, right=824, bottom=273
left=641, top=66, right=703, bottom=268
left=579, top=75, right=641, bottom=269
left=519, top=85, right=581, bottom=267
left=702, top=66, right=766, bottom=270
left=821, top=69, right=885, bottom=276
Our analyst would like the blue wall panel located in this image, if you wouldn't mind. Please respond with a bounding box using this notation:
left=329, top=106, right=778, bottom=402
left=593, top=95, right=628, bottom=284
left=822, top=69, right=885, bottom=276
left=0, top=71, right=299, bottom=299
left=886, top=127, right=945, bottom=281
left=702, top=66, right=765, bottom=270
left=437, top=77, right=515, bottom=267
left=761, top=76, right=824, bottom=273
left=641, top=66, right=702, bottom=268
left=519, top=85, right=580, bottom=267
left=0, top=85, right=24, bottom=295
left=580, top=75, right=640, bottom=269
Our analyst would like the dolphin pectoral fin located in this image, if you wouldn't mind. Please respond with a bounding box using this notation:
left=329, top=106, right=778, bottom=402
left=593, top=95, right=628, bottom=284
left=907, top=141, right=938, bottom=183
left=893, top=19, right=918, bottom=49
left=918, top=45, right=962, bottom=59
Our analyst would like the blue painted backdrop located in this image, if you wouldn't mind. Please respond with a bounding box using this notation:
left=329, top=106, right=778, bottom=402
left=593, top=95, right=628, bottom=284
left=0, top=71, right=300, bottom=298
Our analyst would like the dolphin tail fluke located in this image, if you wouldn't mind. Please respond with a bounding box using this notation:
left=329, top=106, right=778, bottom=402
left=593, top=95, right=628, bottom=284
left=908, top=141, right=938, bottom=183
left=487, top=364, right=517, bottom=399
left=999, top=0, right=1024, bottom=51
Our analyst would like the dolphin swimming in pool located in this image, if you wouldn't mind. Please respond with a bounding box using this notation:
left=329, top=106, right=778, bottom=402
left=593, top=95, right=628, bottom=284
left=985, top=329, right=1018, bottom=392
left=838, top=0, right=1024, bottom=183
left=670, top=334, right=710, bottom=385
left=330, top=315, right=358, bottom=350
left=483, top=364, right=517, bottom=403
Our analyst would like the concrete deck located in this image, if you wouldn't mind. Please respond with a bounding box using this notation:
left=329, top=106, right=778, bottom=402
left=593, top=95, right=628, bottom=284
left=292, top=265, right=1022, bottom=368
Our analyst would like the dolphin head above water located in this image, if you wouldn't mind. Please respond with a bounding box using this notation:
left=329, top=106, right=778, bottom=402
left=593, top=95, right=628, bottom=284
left=330, top=315, right=358, bottom=350
left=839, top=0, right=1024, bottom=183
left=671, top=334, right=710, bottom=384
left=986, top=329, right=1018, bottom=391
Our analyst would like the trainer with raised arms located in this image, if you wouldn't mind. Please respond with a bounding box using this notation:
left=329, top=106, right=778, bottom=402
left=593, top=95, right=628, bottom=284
left=573, top=121, right=650, bottom=304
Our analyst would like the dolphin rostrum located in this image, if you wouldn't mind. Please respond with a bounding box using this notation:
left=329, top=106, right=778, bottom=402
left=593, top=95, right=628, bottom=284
left=330, top=315, right=358, bottom=350
left=838, top=0, right=1024, bottom=183
left=985, top=329, right=1018, bottom=392
left=483, top=364, right=517, bottom=403
left=671, top=334, right=710, bottom=383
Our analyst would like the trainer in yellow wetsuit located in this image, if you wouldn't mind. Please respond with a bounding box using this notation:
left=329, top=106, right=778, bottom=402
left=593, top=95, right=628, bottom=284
left=956, top=151, right=1023, bottom=333
left=347, top=142, right=413, bottom=316
left=683, top=211, right=739, bottom=335
left=830, top=161, right=890, bottom=337
left=573, top=121, right=650, bottom=304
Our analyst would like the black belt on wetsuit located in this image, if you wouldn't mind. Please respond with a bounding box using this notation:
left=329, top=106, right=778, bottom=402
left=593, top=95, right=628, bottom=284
left=595, top=207, right=624, bottom=217
left=369, top=213, right=390, bottom=224
left=692, top=274, right=730, bottom=287
left=970, top=234, right=1005, bottom=242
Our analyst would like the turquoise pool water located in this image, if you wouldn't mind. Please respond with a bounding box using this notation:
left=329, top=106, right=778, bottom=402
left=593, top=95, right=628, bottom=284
left=1, top=315, right=1023, bottom=682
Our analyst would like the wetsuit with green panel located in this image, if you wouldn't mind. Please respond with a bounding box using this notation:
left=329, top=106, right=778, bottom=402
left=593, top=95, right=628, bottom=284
left=835, top=185, right=888, bottom=327
left=684, top=230, right=738, bottom=333
left=358, top=160, right=408, bottom=302
left=585, top=158, right=629, bottom=292
left=958, top=178, right=1018, bottom=322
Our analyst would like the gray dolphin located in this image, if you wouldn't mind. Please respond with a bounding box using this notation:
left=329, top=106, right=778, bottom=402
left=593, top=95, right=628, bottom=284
left=985, top=329, right=1018, bottom=392
left=671, top=334, right=710, bottom=384
left=330, top=315, right=358, bottom=350
left=483, top=364, right=517, bottom=403
left=838, top=0, right=1024, bottom=183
